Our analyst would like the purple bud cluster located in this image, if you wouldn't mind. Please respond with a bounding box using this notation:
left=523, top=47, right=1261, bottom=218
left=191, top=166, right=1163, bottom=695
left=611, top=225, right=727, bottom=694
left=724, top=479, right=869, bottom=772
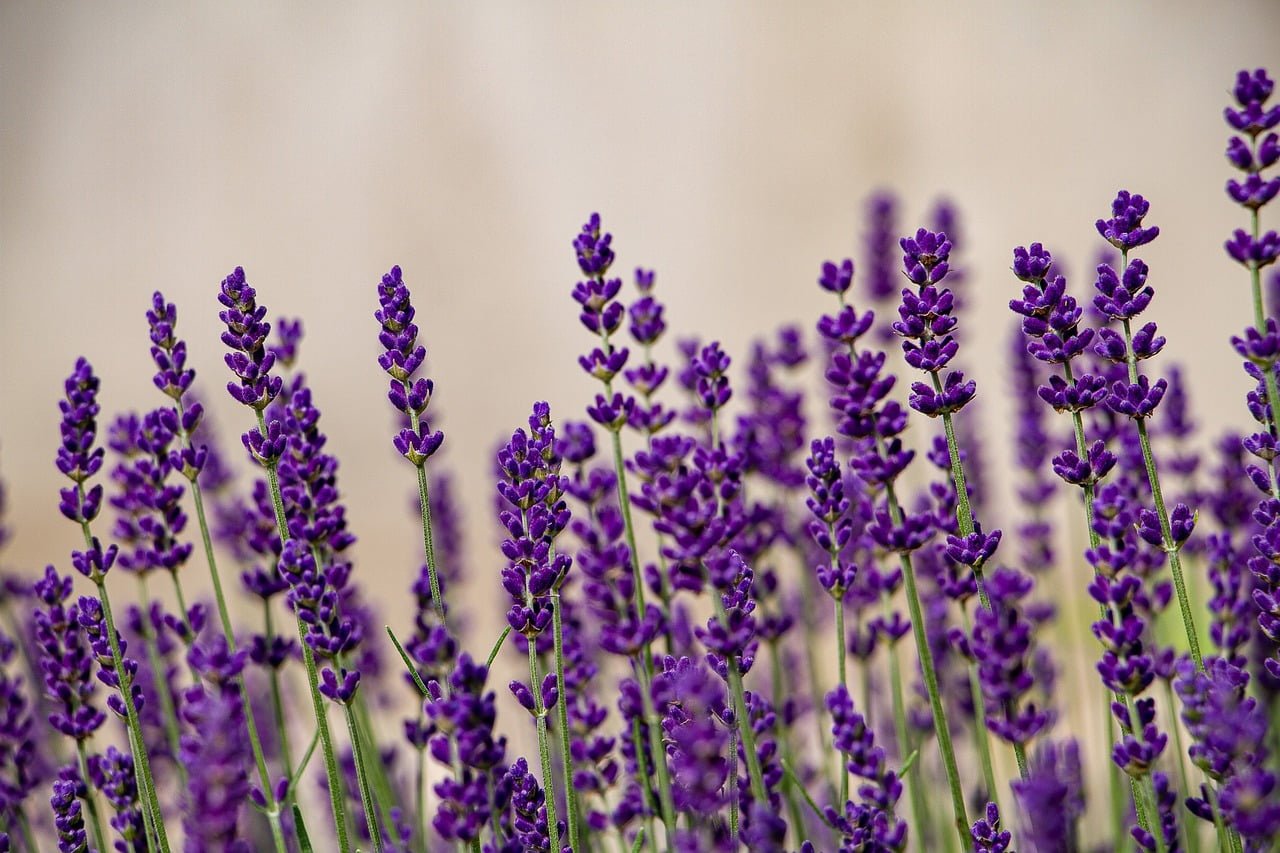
left=180, top=638, right=252, bottom=852
left=76, top=595, right=144, bottom=721
left=971, top=567, right=1052, bottom=746
left=107, top=410, right=193, bottom=577
left=0, top=628, right=38, bottom=829
left=88, top=746, right=145, bottom=850
left=32, top=567, right=105, bottom=741
left=654, top=656, right=729, bottom=817
left=218, top=267, right=283, bottom=414
left=624, top=268, right=677, bottom=435
left=56, top=359, right=106, bottom=525
left=572, top=214, right=636, bottom=432
left=146, top=291, right=210, bottom=482
left=826, top=684, right=906, bottom=851
left=1224, top=69, right=1280, bottom=267
left=376, top=265, right=444, bottom=466
left=427, top=654, right=507, bottom=842
left=496, top=403, right=572, bottom=640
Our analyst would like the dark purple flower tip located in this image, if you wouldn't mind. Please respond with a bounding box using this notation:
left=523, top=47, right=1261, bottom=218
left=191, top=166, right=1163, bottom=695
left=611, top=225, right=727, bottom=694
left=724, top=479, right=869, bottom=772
left=945, top=528, right=1002, bottom=567
left=1233, top=319, right=1280, bottom=365
left=817, top=304, right=875, bottom=346
left=394, top=424, right=445, bottom=466
left=1225, top=69, right=1280, bottom=135
left=971, top=801, right=1012, bottom=852
left=818, top=258, right=855, bottom=294
left=908, top=371, right=975, bottom=417
left=1227, top=173, right=1280, bottom=209
left=1038, top=373, right=1107, bottom=413
left=584, top=392, right=635, bottom=432
left=868, top=507, right=932, bottom=553
left=628, top=293, right=666, bottom=345
left=900, top=228, right=952, bottom=285
left=1052, top=440, right=1116, bottom=487
left=1095, top=191, right=1160, bottom=250
left=1106, top=376, right=1167, bottom=419
left=71, top=538, right=118, bottom=581
left=1138, top=504, right=1196, bottom=548
left=1012, top=243, right=1054, bottom=282
left=1225, top=228, right=1280, bottom=268
left=578, top=346, right=631, bottom=382
left=556, top=420, right=596, bottom=464
left=574, top=213, right=615, bottom=277
left=318, top=667, right=360, bottom=704
left=241, top=420, right=287, bottom=467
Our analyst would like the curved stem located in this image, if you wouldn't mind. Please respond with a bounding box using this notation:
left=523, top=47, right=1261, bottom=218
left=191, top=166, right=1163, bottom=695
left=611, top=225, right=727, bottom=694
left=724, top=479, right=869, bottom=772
left=527, top=641, right=562, bottom=853
left=76, top=740, right=111, bottom=853
left=343, top=703, right=384, bottom=851
left=834, top=597, right=850, bottom=805
left=959, top=607, right=998, bottom=808
left=256, top=412, right=351, bottom=853
left=552, top=590, right=582, bottom=852
left=887, top=623, right=930, bottom=846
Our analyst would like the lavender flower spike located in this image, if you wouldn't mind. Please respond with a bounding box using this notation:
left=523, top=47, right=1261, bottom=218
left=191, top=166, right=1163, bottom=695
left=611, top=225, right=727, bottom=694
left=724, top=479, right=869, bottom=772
left=54, top=358, right=168, bottom=851
left=375, top=265, right=448, bottom=627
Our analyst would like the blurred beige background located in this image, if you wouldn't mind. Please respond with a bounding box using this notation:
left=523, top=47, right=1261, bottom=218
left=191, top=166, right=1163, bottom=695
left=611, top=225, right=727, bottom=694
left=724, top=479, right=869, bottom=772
left=2, top=0, right=1279, bottom=701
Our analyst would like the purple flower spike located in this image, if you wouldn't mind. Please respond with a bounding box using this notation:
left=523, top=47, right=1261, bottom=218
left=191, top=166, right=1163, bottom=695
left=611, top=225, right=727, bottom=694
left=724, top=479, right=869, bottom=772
left=972, top=567, right=1053, bottom=746
left=218, top=267, right=282, bottom=412
left=899, top=228, right=952, bottom=285
left=89, top=746, right=145, bottom=850
left=375, top=265, right=444, bottom=467
left=1095, top=190, right=1160, bottom=250
left=56, top=358, right=107, bottom=525
left=970, top=802, right=1011, bottom=852
left=691, top=342, right=733, bottom=412
left=818, top=258, right=855, bottom=294
left=653, top=656, right=729, bottom=816
left=51, top=778, right=88, bottom=853
left=1012, top=740, right=1085, bottom=853
left=33, top=566, right=106, bottom=742
left=826, top=684, right=906, bottom=849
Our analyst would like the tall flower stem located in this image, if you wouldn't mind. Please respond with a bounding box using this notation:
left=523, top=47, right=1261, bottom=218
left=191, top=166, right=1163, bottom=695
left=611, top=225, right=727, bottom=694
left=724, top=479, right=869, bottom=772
left=551, top=589, right=583, bottom=852
left=1162, top=679, right=1199, bottom=853
left=75, top=504, right=169, bottom=852
left=178, top=400, right=289, bottom=849
left=342, top=703, right=384, bottom=852
left=256, top=413, right=351, bottom=853
left=959, top=607, right=998, bottom=807
left=607, top=426, right=678, bottom=842
left=1248, top=205, right=1280, bottom=501
left=768, top=640, right=811, bottom=841
left=411, top=444, right=445, bottom=626
left=933, top=396, right=992, bottom=614
left=262, top=603, right=294, bottom=772
left=134, top=573, right=187, bottom=786
left=413, top=737, right=428, bottom=853
left=834, top=598, right=850, bottom=804
left=881, top=472, right=969, bottom=845
left=91, top=576, right=170, bottom=852
left=886, top=615, right=930, bottom=845
left=75, top=739, right=111, bottom=853
left=526, top=641, right=562, bottom=853
left=1118, top=313, right=1203, bottom=671
left=352, top=692, right=408, bottom=848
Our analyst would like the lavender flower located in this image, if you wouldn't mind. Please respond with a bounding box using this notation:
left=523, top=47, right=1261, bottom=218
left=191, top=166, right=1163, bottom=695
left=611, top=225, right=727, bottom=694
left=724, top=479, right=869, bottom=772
left=56, top=359, right=106, bottom=526
left=89, top=746, right=145, bottom=851
left=971, top=566, right=1052, bottom=748
left=32, top=567, right=104, bottom=742
left=375, top=265, right=444, bottom=466
left=826, top=684, right=906, bottom=851
left=970, top=803, right=1010, bottom=853
left=50, top=778, right=88, bottom=853
left=180, top=638, right=252, bottom=852
left=654, top=656, right=729, bottom=816
left=1011, top=740, right=1085, bottom=853
left=218, top=267, right=283, bottom=414
left=0, top=628, right=38, bottom=831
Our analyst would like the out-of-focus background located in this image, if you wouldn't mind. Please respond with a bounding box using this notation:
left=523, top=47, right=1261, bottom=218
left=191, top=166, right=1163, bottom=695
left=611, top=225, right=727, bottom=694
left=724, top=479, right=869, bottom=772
left=1, top=0, right=1278, bottom=810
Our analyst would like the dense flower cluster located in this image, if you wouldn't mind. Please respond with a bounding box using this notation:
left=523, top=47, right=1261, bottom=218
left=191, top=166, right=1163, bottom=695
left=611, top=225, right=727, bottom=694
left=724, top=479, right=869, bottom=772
left=8, top=65, right=1280, bottom=853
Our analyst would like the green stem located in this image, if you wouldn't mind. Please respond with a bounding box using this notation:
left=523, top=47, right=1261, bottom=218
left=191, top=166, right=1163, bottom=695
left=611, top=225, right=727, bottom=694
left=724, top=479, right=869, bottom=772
left=181, top=412, right=287, bottom=849
left=888, top=629, right=930, bottom=846
left=794, top=546, right=837, bottom=796
left=412, top=458, right=446, bottom=626
left=486, top=625, right=512, bottom=669
left=1118, top=315, right=1203, bottom=670
left=527, top=641, right=562, bottom=853
left=728, top=662, right=768, bottom=803
left=876, top=444, right=969, bottom=843
left=256, top=411, right=351, bottom=853
left=135, top=574, right=188, bottom=787
left=768, top=640, right=809, bottom=843
left=264, top=603, right=295, bottom=773
left=93, top=576, right=170, bottom=852
left=343, top=703, right=384, bottom=851
left=727, top=723, right=739, bottom=843
left=781, top=758, right=836, bottom=831
left=1162, top=679, right=1198, bottom=853
left=76, top=739, right=111, bottom=853
left=415, top=744, right=428, bottom=853
left=960, top=607, right=999, bottom=808
left=16, top=810, right=38, bottom=853
left=552, top=590, right=583, bottom=853
left=629, top=717, right=659, bottom=853
left=835, top=597, right=850, bottom=805
left=353, top=692, right=408, bottom=848
left=1247, top=199, right=1280, bottom=502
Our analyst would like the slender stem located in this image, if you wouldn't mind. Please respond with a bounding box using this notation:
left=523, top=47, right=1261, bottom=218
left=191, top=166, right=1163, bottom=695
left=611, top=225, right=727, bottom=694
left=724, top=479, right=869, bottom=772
left=16, top=810, right=38, bottom=853
left=551, top=590, right=582, bottom=853
left=1163, top=679, right=1199, bottom=853
left=728, top=662, right=768, bottom=803
left=343, top=703, right=384, bottom=851
left=93, top=577, right=171, bottom=852
left=1142, top=775, right=1169, bottom=853
left=1118, top=315, right=1203, bottom=670
left=256, top=412, right=351, bottom=853
left=959, top=607, right=999, bottom=808
left=182, top=423, right=287, bottom=847
left=769, top=639, right=810, bottom=843
left=875, top=439, right=968, bottom=843
left=794, top=545, right=837, bottom=795
left=888, top=627, right=930, bottom=847
left=727, top=722, right=739, bottom=843
left=414, top=743, right=428, bottom=853
left=412, top=459, right=446, bottom=626
left=933, top=394, right=992, bottom=614
left=781, top=758, right=837, bottom=831
left=352, top=692, right=408, bottom=848
left=134, top=574, right=188, bottom=788
left=264, top=603, right=295, bottom=773
left=527, top=641, right=562, bottom=853
left=76, top=739, right=111, bottom=853
left=834, top=597, right=850, bottom=805
left=628, top=716, right=659, bottom=853
left=1247, top=198, right=1280, bottom=501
